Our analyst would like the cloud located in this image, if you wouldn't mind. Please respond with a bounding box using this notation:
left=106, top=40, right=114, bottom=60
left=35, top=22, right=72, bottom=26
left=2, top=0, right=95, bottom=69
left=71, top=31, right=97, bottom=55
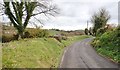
left=0, top=0, right=119, bottom=30
left=42, top=0, right=119, bottom=30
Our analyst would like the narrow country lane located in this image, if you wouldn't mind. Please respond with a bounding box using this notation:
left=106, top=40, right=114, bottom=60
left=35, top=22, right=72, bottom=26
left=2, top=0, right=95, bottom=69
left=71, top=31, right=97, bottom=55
left=59, top=38, right=118, bottom=69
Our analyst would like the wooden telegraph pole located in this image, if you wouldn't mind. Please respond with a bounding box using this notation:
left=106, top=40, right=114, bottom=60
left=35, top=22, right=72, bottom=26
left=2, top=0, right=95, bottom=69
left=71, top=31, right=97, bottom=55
left=87, top=21, right=89, bottom=29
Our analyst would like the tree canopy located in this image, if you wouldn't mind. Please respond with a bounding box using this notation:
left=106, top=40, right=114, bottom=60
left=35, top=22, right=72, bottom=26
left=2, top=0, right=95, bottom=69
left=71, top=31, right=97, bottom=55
left=91, top=8, right=110, bottom=36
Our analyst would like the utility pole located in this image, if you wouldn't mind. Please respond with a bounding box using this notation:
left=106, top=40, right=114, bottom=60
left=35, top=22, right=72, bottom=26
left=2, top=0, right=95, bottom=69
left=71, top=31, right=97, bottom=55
left=87, top=21, right=89, bottom=29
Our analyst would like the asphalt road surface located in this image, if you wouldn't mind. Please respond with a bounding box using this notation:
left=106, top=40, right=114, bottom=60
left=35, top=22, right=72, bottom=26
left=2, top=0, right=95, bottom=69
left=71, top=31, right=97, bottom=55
left=59, top=38, right=118, bottom=69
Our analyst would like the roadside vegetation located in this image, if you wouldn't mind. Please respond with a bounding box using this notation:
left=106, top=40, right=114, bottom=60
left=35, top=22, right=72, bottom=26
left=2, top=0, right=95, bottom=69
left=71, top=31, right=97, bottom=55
left=91, top=8, right=120, bottom=63
left=2, top=23, right=89, bottom=68
left=92, top=27, right=120, bottom=63
left=1, top=0, right=119, bottom=68
left=2, top=38, right=63, bottom=68
left=2, top=35, right=90, bottom=68
left=2, top=28, right=49, bottom=43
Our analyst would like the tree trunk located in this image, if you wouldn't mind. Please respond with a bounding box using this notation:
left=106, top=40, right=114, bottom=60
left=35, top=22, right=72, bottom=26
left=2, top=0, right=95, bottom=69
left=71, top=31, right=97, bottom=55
left=18, top=31, right=24, bottom=40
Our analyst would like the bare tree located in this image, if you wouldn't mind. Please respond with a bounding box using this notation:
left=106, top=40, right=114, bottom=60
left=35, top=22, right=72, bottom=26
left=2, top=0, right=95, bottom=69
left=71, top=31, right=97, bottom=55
left=0, top=0, right=59, bottom=39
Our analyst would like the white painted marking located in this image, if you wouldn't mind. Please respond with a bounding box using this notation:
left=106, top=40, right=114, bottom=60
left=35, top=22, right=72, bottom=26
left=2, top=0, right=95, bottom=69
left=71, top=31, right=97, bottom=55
left=59, top=47, right=68, bottom=68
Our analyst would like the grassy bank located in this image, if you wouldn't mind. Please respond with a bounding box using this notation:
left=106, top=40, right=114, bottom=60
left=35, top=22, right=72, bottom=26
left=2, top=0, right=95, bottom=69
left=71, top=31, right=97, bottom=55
left=92, top=28, right=120, bottom=63
left=2, top=35, right=91, bottom=68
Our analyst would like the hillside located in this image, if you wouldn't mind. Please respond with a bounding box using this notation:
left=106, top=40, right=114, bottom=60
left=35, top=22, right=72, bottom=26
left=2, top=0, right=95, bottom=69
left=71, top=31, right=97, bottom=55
left=2, top=35, right=91, bottom=68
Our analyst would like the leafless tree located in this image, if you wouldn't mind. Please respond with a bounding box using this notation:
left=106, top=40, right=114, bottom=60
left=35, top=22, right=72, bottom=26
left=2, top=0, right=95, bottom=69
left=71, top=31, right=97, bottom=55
left=0, top=0, right=59, bottom=39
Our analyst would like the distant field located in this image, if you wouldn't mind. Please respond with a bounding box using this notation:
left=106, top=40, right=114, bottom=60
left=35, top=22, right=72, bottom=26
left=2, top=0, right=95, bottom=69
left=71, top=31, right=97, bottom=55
left=2, top=35, right=91, bottom=68
left=48, top=30, right=61, bottom=36
left=48, top=29, right=85, bottom=36
left=62, top=35, right=92, bottom=46
left=2, top=24, right=85, bottom=37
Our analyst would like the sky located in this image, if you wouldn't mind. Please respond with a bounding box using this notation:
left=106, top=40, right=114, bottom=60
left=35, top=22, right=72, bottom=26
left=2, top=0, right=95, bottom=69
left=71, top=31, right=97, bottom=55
left=0, top=0, right=119, bottom=30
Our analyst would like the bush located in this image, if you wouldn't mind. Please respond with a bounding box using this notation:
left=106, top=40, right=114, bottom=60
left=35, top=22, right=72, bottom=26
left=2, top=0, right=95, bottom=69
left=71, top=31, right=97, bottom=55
left=53, top=35, right=62, bottom=42
left=24, top=31, right=30, bottom=38
left=62, top=36, right=67, bottom=40
left=85, top=28, right=89, bottom=35
left=26, top=29, right=39, bottom=38
left=24, top=29, right=49, bottom=38
left=96, top=27, right=106, bottom=36
left=37, top=30, right=49, bottom=38
left=2, top=34, right=18, bottom=43
left=96, top=24, right=115, bottom=37
left=2, top=35, right=13, bottom=43
left=92, top=28, right=120, bottom=63
left=2, top=28, right=49, bottom=43
left=89, top=27, right=93, bottom=35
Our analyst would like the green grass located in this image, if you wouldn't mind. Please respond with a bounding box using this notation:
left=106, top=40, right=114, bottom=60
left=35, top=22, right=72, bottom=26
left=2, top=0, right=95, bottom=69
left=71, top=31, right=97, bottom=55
left=62, top=35, right=92, bottom=46
left=92, top=28, right=120, bottom=63
left=48, top=30, right=61, bottom=36
left=2, top=35, right=91, bottom=68
left=2, top=38, right=63, bottom=68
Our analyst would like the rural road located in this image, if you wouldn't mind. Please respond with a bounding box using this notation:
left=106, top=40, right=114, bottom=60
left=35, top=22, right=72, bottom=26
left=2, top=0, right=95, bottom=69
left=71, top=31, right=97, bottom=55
left=59, top=38, right=119, bottom=69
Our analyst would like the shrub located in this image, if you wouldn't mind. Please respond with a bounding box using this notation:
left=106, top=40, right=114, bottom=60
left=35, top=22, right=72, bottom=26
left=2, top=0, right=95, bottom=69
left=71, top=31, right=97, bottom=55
left=38, top=30, right=49, bottom=38
left=96, top=24, right=115, bottom=37
left=96, top=27, right=106, bottom=36
left=2, top=34, right=18, bottom=43
left=92, top=27, right=120, bottom=63
left=62, top=36, right=67, bottom=40
left=91, top=37, right=101, bottom=47
left=13, top=34, right=19, bottom=40
left=85, top=28, right=89, bottom=35
left=53, top=35, right=62, bottom=42
left=2, top=29, right=49, bottom=43
left=24, top=29, right=49, bottom=38
left=24, top=31, right=30, bottom=38
left=27, top=29, right=40, bottom=38
left=2, top=35, right=13, bottom=43
left=88, top=27, right=93, bottom=35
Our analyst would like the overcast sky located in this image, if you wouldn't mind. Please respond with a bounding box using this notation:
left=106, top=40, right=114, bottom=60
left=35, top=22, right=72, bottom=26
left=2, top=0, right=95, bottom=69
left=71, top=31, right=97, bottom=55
left=43, top=0, right=119, bottom=30
left=0, top=0, right=119, bottom=30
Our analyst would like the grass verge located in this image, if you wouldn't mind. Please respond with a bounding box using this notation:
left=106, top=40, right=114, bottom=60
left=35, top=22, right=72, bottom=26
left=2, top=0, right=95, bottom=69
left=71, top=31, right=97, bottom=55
left=2, top=35, right=91, bottom=68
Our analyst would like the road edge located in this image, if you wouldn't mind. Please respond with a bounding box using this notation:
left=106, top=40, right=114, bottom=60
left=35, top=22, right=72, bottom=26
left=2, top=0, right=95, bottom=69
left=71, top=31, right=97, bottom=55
left=58, top=46, right=68, bottom=68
